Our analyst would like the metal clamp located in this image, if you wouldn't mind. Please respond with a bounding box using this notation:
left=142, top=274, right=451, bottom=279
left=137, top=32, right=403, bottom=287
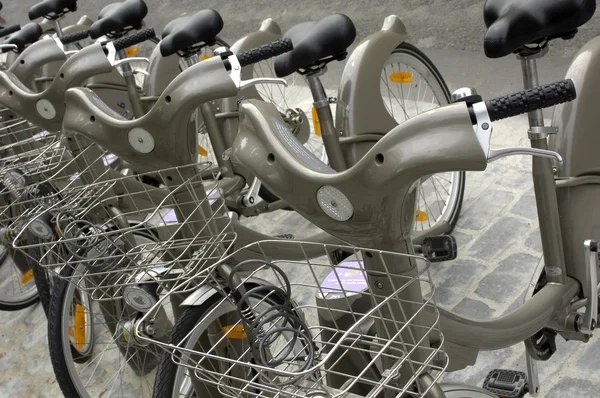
left=0, top=44, right=18, bottom=52
left=104, top=41, right=117, bottom=65
left=242, top=177, right=262, bottom=206
left=528, top=126, right=558, bottom=140
left=578, top=240, right=598, bottom=335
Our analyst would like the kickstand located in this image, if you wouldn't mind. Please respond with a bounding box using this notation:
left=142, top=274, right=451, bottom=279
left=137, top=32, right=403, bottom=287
left=524, top=345, right=540, bottom=397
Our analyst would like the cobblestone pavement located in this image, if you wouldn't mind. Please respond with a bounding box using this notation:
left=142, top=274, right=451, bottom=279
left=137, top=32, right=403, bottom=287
left=0, top=58, right=598, bottom=397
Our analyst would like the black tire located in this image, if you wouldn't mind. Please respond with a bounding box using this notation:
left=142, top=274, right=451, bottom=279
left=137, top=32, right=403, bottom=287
left=153, top=283, right=291, bottom=398
left=153, top=295, right=223, bottom=398
left=28, top=232, right=52, bottom=317
left=387, top=42, right=465, bottom=233
left=48, top=264, right=94, bottom=398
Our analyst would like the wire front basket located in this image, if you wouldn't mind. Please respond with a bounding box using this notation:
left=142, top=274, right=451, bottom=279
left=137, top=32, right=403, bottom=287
left=12, top=158, right=236, bottom=301
left=137, top=240, right=448, bottom=398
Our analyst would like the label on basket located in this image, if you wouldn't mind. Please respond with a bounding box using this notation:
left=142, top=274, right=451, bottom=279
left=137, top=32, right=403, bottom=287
left=320, top=260, right=367, bottom=294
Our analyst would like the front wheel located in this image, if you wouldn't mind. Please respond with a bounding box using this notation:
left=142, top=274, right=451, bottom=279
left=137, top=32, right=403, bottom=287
left=381, top=42, right=465, bottom=235
left=0, top=245, right=40, bottom=311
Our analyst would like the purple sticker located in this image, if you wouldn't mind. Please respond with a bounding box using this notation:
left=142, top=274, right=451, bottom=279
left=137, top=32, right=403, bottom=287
left=320, top=260, right=367, bottom=294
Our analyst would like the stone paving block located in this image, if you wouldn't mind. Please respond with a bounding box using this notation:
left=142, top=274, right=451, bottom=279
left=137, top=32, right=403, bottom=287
left=468, top=217, right=532, bottom=262
left=456, top=189, right=515, bottom=230
left=495, top=252, right=541, bottom=275
left=545, top=377, right=598, bottom=398
left=525, top=228, right=543, bottom=253
left=434, top=259, right=486, bottom=306
left=474, top=272, right=528, bottom=303
left=495, top=169, right=533, bottom=191
left=452, top=298, right=495, bottom=319
left=511, top=189, right=538, bottom=220
left=452, top=230, right=474, bottom=250
left=575, top=333, right=600, bottom=374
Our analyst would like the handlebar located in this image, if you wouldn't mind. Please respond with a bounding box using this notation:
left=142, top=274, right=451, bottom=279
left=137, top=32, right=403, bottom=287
left=236, top=38, right=293, bottom=68
left=484, top=79, right=576, bottom=122
left=111, top=27, right=155, bottom=52
left=60, top=29, right=90, bottom=45
left=0, top=24, right=20, bottom=39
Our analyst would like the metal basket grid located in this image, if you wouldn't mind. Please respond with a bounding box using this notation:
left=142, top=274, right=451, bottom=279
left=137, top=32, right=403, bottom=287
left=137, top=240, right=448, bottom=398
left=12, top=161, right=236, bottom=301
left=0, top=140, right=118, bottom=231
left=0, top=109, right=57, bottom=155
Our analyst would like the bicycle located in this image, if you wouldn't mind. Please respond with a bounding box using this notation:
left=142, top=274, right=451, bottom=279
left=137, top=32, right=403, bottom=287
left=143, top=0, right=598, bottom=397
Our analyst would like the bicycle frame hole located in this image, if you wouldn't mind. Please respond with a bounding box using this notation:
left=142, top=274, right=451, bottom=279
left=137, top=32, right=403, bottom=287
left=267, top=153, right=275, bottom=164
left=375, top=154, right=385, bottom=166
left=89, top=116, right=95, bottom=122
left=365, top=252, right=373, bottom=258
left=165, top=95, right=172, bottom=103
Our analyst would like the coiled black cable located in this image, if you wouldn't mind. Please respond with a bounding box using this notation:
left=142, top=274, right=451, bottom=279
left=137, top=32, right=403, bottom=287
left=227, top=259, right=316, bottom=384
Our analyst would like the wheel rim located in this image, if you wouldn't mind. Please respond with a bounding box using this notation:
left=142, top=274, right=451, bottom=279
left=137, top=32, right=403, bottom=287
left=253, top=58, right=328, bottom=164
left=381, top=49, right=463, bottom=232
left=59, top=233, right=171, bottom=397
left=0, top=245, right=38, bottom=305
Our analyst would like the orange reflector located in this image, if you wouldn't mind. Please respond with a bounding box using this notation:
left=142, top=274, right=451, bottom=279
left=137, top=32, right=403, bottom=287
left=21, top=269, right=33, bottom=284
left=124, top=47, right=138, bottom=57
left=74, top=304, right=86, bottom=350
left=312, top=107, right=321, bottom=137
left=223, top=324, right=247, bottom=339
left=389, top=72, right=413, bottom=83
left=201, top=54, right=212, bottom=61
left=198, top=146, right=208, bottom=157
left=416, top=210, right=428, bottom=222
left=54, top=225, right=60, bottom=237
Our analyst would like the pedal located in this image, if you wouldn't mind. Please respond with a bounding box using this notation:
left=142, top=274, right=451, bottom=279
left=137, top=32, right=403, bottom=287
left=421, top=235, right=457, bottom=262
left=482, top=369, right=528, bottom=398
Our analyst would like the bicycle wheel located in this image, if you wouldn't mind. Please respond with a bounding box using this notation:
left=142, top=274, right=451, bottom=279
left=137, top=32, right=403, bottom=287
left=381, top=43, right=465, bottom=235
left=153, top=285, right=293, bottom=398
left=28, top=232, right=53, bottom=316
left=48, top=231, right=172, bottom=397
left=0, top=244, right=39, bottom=311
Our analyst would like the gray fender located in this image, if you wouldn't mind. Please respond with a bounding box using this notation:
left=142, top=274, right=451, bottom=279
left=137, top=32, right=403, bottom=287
left=180, top=275, right=273, bottom=307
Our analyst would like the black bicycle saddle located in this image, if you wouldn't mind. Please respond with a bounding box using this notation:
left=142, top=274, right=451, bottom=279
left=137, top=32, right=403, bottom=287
left=484, top=0, right=596, bottom=58
left=160, top=9, right=223, bottom=57
left=274, top=13, right=356, bottom=77
left=90, top=0, right=148, bottom=39
left=28, top=0, right=77, bottom=20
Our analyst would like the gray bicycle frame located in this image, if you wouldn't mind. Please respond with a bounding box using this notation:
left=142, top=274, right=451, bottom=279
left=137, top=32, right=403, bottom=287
left=228, top=23, right=600, bottom=380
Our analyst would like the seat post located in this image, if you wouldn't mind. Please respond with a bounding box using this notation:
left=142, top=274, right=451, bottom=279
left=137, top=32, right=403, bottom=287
left=519, top=55, right=545, bottom=127
left=52, top=18, right=64, bottom=38
left=305, top=72, right=347, bottom=171
left=116, top=47, right=145, bottom=118
left=518, top=48, right=568, bottom=286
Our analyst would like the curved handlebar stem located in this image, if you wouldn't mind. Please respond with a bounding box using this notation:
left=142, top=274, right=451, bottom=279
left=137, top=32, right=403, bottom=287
left=232, top=100, right=486, bottom=250
left=0, top=43, right=112, bottom=132
left=63, top=56, right=238, bottom=179
left=7, top=38, right=66, bottom=85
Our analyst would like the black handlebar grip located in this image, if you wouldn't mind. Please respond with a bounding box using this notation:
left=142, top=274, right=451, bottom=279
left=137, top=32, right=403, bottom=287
left=0, top=24, right=20, bottom=39
left=112, top=27, right=155, bottom=52
left=60, top=29, right=89, bottom=45
left=237, top=38, right=293, bottom=68
left=485, top=79, right=576, bottom=122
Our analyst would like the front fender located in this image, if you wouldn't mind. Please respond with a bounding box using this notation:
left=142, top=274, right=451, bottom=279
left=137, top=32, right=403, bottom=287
left=180, top=275, right=275, bottom=307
